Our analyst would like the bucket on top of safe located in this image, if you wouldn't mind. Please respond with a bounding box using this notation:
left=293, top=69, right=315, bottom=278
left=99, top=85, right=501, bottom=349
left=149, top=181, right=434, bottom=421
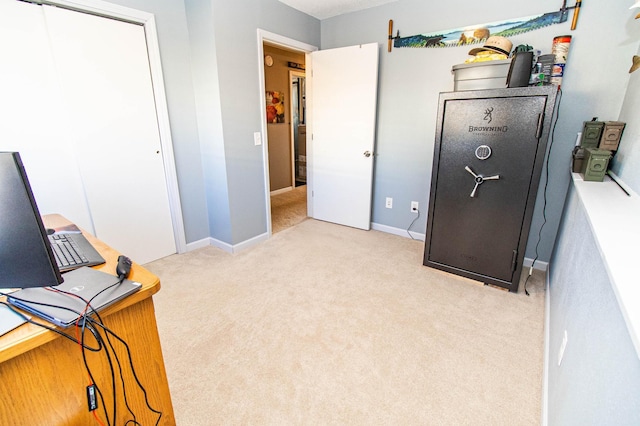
left=550, top=35, right=571, bottom=87
left=552, top=35, right=572, bottom=64
left=452, top=58, right=512, bottom=91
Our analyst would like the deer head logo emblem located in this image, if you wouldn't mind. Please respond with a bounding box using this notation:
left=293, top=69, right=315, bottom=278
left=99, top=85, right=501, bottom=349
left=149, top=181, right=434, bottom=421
left=483, top=107, right=494, bottom=124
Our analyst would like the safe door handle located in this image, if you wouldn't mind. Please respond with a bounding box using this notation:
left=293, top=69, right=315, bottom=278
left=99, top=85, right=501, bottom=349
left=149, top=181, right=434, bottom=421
left=465, top=166, right=500, bottom=197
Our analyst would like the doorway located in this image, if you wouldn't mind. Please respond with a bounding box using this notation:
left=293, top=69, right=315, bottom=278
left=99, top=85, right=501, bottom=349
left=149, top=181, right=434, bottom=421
left=258, top=32, right=379, bottom=236
left=259, top=32, right=316, bottom=234
left=269, top=67, right=308, bottom=234
left=267, top=53, right=306, bottom=233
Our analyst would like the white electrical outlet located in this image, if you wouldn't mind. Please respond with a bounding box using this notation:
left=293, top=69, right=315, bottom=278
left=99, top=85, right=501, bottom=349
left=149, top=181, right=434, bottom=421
left=411, top=201, right=419, bottom=213
left=558, top=330, right=568, bottom=366
left=385, top=197, right=393, bottom=208
left=253, top=132, right=262, bottom=146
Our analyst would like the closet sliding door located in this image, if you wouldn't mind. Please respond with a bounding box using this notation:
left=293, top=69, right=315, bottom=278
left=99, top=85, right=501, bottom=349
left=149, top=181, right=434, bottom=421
left=0, top=0, right=92, bottom=228
left=0, top=1, right=176, bottom=264
left=43, top=6, right=176, bottom=264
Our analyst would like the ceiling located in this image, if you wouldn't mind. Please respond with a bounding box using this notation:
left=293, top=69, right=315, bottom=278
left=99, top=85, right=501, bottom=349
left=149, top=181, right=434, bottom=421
left=278, top=0, right=398, bottom=20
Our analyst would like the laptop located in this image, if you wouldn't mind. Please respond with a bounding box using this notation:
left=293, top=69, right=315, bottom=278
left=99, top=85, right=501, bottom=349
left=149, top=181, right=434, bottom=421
left=7, top=266, right=141, bottom=328
left=0, top=304, right=28, bottom=337
left=48, top=232, right=106, bottom=272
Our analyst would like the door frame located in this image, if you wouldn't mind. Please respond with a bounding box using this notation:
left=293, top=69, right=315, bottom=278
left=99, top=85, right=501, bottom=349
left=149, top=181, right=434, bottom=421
left=42, top=0, right=186, bottom=254
left=256, top=29, right=317, bottom=236
left=289, top=70, right=305, bottom=187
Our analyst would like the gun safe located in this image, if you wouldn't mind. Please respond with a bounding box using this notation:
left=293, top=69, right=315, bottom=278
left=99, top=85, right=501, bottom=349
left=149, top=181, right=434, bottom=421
left=423, top=86, right=558, bottom=292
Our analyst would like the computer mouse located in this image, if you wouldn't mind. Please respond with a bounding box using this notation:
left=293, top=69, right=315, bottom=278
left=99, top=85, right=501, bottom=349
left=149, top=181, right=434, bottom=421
left=116, top=255, right=132, bottom=280
left=46, top=228, right=55, bottom=235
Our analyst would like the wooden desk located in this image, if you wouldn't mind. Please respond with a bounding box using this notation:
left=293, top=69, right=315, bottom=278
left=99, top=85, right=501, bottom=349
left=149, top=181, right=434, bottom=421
left=0, top=215, right=175, bottom=425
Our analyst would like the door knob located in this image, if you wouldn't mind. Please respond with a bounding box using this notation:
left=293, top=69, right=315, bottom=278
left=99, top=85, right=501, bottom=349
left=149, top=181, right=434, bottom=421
left=364, top=150, right=372, bottom=157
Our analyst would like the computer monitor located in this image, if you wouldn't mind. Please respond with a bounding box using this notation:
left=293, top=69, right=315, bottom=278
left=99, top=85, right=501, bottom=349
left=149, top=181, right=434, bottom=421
left=0, top=152, right=63, bottom=288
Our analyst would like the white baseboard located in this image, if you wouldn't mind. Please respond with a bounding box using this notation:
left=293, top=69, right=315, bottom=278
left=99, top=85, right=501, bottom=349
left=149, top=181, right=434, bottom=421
left=232, top=232, right=269, bottom=253
left=371, top=222, right=425, bottom=241
left=185, top=232, right=269, bottom=254
left=523, top=257, right=548, bottom=271
left=187, top=218, right=423, bottom=257
left=189, top=222, right=549, bottom=271
left=270, top=186, right=293, bottom=196
left=371, top=223, right=549, bottom=272
left=208, top=237, right=234, bottom=253
left=185, top=237, right=213, bottom=252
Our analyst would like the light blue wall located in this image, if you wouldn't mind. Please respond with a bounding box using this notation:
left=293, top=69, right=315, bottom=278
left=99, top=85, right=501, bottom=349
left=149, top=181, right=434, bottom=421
left=546, top=24, right=640, bottom=424
left=105, top=0, right=637, bottom=255
left=102, top=0, right=230, bottom=245
left=321, top=0, right=640, bottom=263
left=184, top=0, right=232, bottom=243
left=105, top=0, right=211, bottom=244
left=106, top=0, right=319, bottom=246
left=207, top=0, right=320, bottom=244
left=548, top=188, right=640, bottom=425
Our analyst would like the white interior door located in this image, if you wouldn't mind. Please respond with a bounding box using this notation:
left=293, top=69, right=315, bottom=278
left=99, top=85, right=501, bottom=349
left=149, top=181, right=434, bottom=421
left=309, top=43, right=379, bottom=230
left=43, top=6, right=176, bottom=264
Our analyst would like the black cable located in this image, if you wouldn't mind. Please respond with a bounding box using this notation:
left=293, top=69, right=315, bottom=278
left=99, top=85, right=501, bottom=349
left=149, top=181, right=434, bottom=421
left=88, top=318, right=163, bottom=425
left=6, top=282, right=135, bottom=425
left=80, top=320, right=112, bottom=426
left=75, top=295, right=161, bottom=425
left=2, top=289, right=93, bottom=320
left=92, top=309, right=139, bottom=424
left=524, top=87, right=563, bottom=296
left=77, top=280, right=139, bottom=424
left=43, top=285, right=115, bottom=426
left=64, top=291, right=136, bottom=426
left=0, top=294, right=113, bottom=424
left=52, top=282, right=124, bottom=425
left=4, top=281, right=162, bottom=424
left=0, top=296, right=103, bottom=351
left=82, top=314, right=118, bottom=426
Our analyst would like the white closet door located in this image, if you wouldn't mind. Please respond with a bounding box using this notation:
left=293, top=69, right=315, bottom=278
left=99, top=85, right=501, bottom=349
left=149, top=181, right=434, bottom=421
left=43, top=6, right=176, bottom=264
left=0, top=0, right=92, bottom=227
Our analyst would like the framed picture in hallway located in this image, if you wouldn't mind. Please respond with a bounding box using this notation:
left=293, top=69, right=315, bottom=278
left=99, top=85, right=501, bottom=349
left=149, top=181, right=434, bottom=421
left=266, top=91, right=285, bottom=123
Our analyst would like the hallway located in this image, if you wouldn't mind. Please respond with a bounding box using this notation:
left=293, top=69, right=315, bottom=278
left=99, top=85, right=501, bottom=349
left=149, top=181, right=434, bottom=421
left=271, top=185, right=307, bottom=233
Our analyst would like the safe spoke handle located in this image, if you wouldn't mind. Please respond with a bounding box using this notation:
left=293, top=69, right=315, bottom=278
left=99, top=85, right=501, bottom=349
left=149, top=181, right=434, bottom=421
left=465, top=166, right=478, bottom=178
left=465, top=166, right=500, bottom=197
left=470, top=182, right=480, bottom=198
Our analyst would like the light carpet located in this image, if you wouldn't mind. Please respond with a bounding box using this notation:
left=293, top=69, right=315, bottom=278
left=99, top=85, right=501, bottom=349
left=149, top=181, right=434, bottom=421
left=270, top=185, right=307, bottom=233
left=145, top=219, right=545, bottom=425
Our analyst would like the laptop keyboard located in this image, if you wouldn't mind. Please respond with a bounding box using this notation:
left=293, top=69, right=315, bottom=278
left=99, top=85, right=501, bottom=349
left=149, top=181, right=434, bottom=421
left=49, top=234, right=88, bottom=268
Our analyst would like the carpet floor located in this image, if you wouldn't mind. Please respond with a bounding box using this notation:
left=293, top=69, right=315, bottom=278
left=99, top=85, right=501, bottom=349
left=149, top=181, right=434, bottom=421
left=270, top=185, right=307, bottom=234
left=145, top=219, right=545, bottom=425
